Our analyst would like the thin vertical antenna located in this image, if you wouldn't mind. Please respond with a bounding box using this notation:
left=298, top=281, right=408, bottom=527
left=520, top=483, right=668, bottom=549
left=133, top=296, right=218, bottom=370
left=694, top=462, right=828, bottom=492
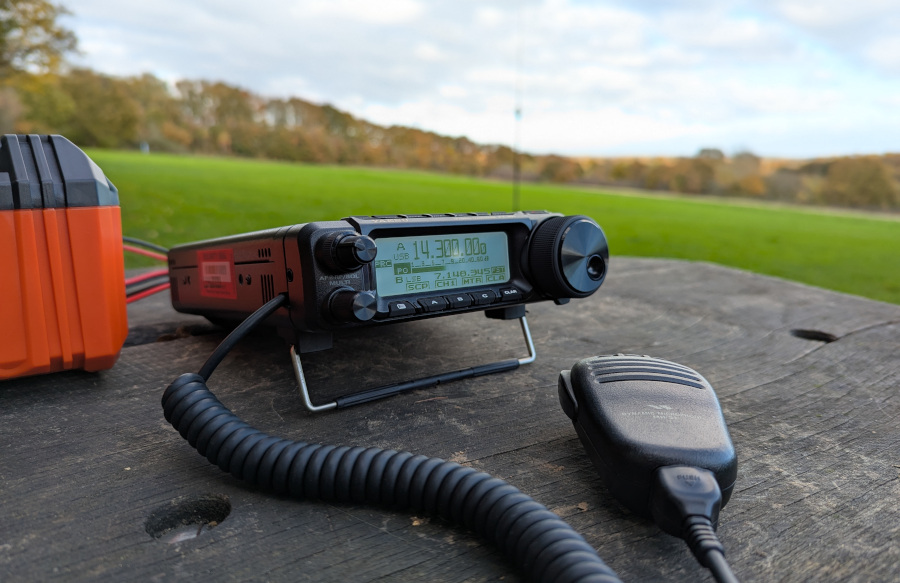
left=512, top=6, right=523, bottom=211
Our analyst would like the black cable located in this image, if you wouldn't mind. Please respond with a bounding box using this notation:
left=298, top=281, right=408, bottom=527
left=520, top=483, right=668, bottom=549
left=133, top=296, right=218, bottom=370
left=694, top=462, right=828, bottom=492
left=197, top=294, right=287, bottom=381
left=706, top=548, right=740, bottom=583
left=683, top=516, right=740, bottom=583
left=161, top=294, right=622, bottom=583
left=650, top=466, right=741, bottom=583
left=123, top=236, right=169, bottom=253
left=126, top=275, right=170, bottom=297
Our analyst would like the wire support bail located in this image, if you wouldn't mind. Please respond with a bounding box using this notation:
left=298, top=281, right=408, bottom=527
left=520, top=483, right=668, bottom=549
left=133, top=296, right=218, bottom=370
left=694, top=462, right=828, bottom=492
left=292, top=315, right=536, bottom=412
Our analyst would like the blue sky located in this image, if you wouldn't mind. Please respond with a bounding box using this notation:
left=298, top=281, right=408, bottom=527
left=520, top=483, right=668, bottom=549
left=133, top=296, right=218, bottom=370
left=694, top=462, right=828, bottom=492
left=64, top=0, right=900, bottom=158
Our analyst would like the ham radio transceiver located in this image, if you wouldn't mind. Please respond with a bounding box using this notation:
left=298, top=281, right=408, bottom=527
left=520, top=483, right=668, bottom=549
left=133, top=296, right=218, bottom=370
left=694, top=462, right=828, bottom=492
left=167, top=212, right=609, bottom=410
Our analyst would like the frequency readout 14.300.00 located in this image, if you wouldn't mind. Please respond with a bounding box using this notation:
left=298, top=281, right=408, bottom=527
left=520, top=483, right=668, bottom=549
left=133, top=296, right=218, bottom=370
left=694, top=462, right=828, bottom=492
left=373, top=232, right=510, bottom=297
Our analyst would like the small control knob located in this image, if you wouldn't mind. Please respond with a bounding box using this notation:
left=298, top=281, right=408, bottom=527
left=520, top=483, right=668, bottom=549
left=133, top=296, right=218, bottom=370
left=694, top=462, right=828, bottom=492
left=329, top=289, right=378, bottom=323
left=317, top=232, right=377, bottom=272
left=335, top=234, right=377, bottom=269
left=528, top=215, right=608, bottom=299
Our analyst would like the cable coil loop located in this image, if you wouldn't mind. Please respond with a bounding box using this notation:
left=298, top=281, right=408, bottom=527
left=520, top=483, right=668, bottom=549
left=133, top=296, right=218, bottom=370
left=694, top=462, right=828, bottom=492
left=162, top=373, right=621, bottom=583
left=161, top=294, right=620, bottom=582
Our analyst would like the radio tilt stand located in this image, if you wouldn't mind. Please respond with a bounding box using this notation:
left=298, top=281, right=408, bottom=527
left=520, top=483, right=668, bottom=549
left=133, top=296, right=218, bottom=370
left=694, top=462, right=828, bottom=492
left=292, top=307, right=535, bottom=412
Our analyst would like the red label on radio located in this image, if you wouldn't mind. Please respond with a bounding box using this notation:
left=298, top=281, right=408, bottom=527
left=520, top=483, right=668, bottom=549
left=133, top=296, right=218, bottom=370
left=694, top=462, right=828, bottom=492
left=198, top=249, right=237, bottom=299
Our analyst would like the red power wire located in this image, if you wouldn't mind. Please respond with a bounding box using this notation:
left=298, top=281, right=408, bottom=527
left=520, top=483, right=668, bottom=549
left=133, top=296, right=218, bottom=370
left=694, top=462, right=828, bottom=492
left=123, top=245, right=168, bottom=262
left=125, top=268, right=170, bottom=287
left=126, top=282, right=171, bottom=304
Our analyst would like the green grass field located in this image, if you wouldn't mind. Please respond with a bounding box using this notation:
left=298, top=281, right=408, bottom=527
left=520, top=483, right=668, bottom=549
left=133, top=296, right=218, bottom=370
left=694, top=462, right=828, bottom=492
left=88, top=149, right=900, bottom=305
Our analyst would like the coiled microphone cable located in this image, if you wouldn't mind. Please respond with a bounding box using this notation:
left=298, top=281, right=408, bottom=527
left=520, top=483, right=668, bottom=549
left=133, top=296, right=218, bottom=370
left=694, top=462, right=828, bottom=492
left=161, top=294, right=622, bottom=583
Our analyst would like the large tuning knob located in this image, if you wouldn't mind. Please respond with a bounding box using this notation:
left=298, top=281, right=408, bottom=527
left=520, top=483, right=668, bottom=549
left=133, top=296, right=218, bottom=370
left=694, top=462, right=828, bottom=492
left=317, top=232, right=377, bottom=272
left=528, top=215, right=608, bottom=298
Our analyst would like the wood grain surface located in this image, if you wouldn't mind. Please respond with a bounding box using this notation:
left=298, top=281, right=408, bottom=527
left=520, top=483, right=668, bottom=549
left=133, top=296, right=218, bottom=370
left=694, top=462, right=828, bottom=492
left=2, top=257, right=898, bottom=582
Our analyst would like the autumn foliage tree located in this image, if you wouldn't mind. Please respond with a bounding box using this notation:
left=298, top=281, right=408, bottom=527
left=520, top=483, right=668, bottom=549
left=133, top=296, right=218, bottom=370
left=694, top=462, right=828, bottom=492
left=0, top=0, right=76, bottom=132
left=820, top=157, right=899, bottom=209
left=0, top=0, right=75, bottom=76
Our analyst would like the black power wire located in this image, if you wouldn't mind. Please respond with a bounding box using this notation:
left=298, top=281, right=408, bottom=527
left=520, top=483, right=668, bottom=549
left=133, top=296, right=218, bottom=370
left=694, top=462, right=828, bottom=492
left=161, top=294, right=622, bottom=583
left=125, top=275, right=170, bottom=297
left=122, top=236, right=169, bottom=254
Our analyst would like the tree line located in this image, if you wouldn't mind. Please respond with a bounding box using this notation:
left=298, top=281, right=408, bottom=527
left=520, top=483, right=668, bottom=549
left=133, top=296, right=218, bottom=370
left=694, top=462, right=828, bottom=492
left=4, top=68, right=528, bottom=175
left=576, top=151, right=900, bottom=210
left=2, top=0, right=898, bottom=210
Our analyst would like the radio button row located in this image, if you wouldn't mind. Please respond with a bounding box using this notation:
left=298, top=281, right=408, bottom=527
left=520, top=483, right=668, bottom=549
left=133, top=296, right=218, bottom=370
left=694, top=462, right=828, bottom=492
left=388, top=300, right=417, bottom=317
left=410, top=289, right=513, bottom=315
left=499, top=287, right=523, bottom=301
left=447, top=294, right=473, bottom=308
left=418, top=296, right=449, bottom=312
left=470, top=290, right=498, bottom=305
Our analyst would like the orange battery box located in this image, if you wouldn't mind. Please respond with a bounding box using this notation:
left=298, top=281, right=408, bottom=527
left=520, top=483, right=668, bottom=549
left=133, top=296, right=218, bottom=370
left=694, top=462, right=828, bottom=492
left=1, top=134, right=127, bottom=380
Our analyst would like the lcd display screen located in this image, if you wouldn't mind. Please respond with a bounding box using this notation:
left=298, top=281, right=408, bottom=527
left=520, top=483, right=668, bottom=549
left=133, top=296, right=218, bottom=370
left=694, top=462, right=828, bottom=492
left=373, top=232, right=510, bottom=297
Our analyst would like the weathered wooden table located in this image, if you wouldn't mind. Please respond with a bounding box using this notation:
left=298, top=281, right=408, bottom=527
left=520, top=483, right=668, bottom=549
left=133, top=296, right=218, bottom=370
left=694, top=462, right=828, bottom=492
left=2, top=258, right=899, bottom=582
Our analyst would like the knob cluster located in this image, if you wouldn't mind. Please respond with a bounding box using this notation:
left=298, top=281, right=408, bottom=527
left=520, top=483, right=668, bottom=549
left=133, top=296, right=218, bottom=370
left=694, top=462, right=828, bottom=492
left=528, top=215, right=608, bottom=299
left=316, top=231, right=379, bottom=322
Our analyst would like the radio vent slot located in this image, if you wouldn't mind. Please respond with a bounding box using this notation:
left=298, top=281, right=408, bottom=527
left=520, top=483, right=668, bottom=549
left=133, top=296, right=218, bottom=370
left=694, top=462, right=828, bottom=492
left=257, top=247, right=271, bottom=259
left=261, top=274, right=275, bottom=303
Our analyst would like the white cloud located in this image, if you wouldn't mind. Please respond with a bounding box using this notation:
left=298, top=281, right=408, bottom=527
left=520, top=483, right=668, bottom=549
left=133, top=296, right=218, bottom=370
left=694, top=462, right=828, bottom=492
left=772, top=0, right=895, bottom=29
left=438, top=85, right=469, bottom=99
left=863, top=37, right=900, bottom=72
left=349, top=97, right=708, bottom=155
left=520, top=107, right=710, bottom=154
left=767, top=0, right=900, bottom=73
left=293, top=0, right=423, bottom=24
left=474, top=7, right=505, bottom=27
left=62, top=0, right=900, bottom=157
left=413, top=43, right=447, bottom=62
left=660, top=13, right=794, bottom=62
left=724, top=82, right=841, bottom=115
